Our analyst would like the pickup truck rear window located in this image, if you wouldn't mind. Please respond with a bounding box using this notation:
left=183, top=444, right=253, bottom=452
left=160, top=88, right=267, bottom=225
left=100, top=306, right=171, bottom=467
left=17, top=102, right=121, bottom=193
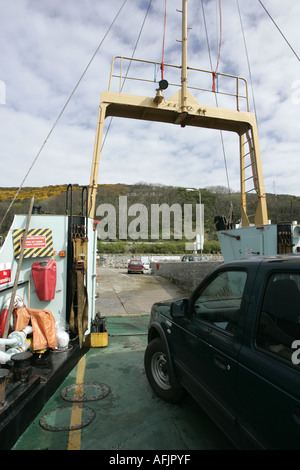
left=256, top=273, right=300, bottom=366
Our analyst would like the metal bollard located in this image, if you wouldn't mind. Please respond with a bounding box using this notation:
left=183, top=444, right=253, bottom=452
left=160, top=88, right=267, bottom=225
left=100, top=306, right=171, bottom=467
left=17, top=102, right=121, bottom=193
left=0, top=369, right=9, bottom=406
left=11, top=352, right=33, bottom=383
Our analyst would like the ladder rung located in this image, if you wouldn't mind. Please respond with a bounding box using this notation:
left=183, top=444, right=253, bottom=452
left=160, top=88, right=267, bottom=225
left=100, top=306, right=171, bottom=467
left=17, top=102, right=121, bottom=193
left=244, top=163, right=252, bottom=169
left=245, top=200, right=258, bottom=207
left=242, top=138, right=253, bottom=146
left=242, top=151, right=251, bottom=158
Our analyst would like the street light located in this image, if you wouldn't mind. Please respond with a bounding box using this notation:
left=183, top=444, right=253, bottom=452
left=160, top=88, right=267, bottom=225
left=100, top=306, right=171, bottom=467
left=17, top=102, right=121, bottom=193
left=186, top=188, right=204, bottom=259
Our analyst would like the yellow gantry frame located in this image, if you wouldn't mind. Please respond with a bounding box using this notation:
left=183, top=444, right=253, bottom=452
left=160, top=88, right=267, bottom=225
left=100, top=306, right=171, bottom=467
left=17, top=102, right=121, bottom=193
left=88, top=0, right=268, bottom=228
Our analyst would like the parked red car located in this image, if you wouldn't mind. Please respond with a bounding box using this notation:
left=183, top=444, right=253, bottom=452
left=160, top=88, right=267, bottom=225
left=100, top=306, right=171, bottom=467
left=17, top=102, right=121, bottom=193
left=127, top=260, right=144, bottom=274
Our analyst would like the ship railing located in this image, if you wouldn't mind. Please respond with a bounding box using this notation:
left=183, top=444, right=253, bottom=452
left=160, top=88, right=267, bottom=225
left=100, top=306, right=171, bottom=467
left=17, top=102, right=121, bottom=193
left=107, top=56, right=250, bottom=113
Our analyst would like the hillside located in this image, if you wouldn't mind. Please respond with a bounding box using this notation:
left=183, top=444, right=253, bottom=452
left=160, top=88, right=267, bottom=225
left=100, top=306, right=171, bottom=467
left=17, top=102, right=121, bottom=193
left=0, top=183, right=300, bottom=253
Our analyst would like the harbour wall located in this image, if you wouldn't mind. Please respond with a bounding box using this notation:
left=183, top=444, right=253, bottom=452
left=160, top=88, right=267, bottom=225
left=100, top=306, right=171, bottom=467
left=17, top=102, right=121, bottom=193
left=150, top=260, right=223, bottom=293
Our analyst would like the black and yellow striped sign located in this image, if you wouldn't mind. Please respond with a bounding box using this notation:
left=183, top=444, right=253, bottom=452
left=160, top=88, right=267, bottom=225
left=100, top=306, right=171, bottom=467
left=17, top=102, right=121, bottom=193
left=13, top=228, right=53, bottom=259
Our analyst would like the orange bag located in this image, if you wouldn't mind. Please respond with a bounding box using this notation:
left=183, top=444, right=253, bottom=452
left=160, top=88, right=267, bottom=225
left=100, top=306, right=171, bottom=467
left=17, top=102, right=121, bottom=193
left=14, top=307, right=57, bottom=351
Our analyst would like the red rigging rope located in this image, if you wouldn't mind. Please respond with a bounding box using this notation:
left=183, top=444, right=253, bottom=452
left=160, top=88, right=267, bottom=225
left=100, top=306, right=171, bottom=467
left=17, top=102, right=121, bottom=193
left=161, top=0, right=167, bottom=80
left=212, top=0, right=222, bottom=92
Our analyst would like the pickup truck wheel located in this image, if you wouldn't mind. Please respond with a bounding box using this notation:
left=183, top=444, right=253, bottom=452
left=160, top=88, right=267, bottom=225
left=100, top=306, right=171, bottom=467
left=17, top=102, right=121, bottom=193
left=144, top=338, right=184, bottom=403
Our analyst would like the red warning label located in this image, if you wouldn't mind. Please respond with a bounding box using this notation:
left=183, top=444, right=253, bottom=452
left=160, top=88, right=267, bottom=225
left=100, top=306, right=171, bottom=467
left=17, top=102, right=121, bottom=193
left=0, top=263, right=11, bottom=286
left=21, top=236, right=46, bottom=249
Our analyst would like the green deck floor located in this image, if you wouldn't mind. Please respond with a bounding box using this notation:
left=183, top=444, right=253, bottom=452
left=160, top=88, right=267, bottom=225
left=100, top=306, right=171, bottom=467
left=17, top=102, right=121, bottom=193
left=13, top=315, right=233, bottom=451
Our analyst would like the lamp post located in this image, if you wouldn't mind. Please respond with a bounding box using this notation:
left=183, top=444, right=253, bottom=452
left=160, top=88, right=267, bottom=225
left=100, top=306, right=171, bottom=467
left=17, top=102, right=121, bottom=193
left=186, top=188, right=204, bottom=259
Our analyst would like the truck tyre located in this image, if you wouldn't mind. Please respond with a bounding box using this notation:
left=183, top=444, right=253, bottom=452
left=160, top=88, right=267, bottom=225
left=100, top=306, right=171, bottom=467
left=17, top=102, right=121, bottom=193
left=144, top=338, right=184, bottom=403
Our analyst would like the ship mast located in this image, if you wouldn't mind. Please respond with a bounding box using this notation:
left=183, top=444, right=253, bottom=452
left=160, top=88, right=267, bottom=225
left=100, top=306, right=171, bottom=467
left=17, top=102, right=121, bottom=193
left=181, top=0, right=188, bottom=113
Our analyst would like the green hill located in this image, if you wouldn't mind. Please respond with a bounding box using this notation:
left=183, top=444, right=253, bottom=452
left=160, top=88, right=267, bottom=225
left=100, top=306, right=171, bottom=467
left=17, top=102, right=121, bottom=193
left=0, top=183, right=299, bottom=254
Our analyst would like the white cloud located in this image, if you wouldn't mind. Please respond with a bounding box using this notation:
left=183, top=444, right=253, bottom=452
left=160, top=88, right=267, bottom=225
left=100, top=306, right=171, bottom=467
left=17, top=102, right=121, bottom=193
left=0, top=0, right=299, bottom=199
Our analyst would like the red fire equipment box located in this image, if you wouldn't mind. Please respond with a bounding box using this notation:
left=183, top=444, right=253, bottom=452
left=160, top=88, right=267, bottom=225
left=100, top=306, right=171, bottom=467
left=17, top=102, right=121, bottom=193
left=31, top=259, right=57, bottom=301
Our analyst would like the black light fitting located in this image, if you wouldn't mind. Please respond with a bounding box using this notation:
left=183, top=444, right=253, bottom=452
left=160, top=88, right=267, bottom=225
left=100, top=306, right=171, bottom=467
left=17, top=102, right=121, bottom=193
left=158, top=79, right=169, bottom=90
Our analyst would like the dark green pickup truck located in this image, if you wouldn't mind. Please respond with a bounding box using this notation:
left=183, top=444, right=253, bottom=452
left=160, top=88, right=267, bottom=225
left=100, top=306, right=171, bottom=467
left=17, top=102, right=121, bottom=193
left=144, top=255, right=300, bottom=450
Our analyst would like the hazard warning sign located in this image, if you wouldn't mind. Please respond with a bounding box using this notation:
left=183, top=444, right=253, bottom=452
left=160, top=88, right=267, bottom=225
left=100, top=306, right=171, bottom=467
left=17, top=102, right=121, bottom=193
left=13, top=229, right=53, bottom=258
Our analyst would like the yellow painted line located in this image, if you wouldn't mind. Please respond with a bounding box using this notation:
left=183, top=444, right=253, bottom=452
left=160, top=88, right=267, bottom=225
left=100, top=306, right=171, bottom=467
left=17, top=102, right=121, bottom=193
left=67, top=355, right=86, bottom=451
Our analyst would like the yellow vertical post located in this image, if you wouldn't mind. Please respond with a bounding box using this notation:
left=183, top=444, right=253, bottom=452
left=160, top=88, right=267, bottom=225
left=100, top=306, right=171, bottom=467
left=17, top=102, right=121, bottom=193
left=251, top=123, right=268, bottom=225
left=240, top=133, right=249, bottom=227
left=88, top=102, right=108, bottom=219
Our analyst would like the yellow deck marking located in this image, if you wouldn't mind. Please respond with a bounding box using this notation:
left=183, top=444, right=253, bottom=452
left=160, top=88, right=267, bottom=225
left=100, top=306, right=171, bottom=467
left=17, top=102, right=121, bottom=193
left=67, top=355, right=86, bottom=450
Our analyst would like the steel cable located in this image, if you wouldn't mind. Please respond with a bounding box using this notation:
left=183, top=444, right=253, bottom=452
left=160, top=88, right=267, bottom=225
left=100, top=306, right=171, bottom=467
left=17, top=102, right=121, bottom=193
left=0, top=0, right=128, bottom=230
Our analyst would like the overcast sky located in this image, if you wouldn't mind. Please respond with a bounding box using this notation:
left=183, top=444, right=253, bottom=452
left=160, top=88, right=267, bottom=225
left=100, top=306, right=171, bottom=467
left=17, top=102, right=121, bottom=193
left=0, top=0, right=299, bottom=197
